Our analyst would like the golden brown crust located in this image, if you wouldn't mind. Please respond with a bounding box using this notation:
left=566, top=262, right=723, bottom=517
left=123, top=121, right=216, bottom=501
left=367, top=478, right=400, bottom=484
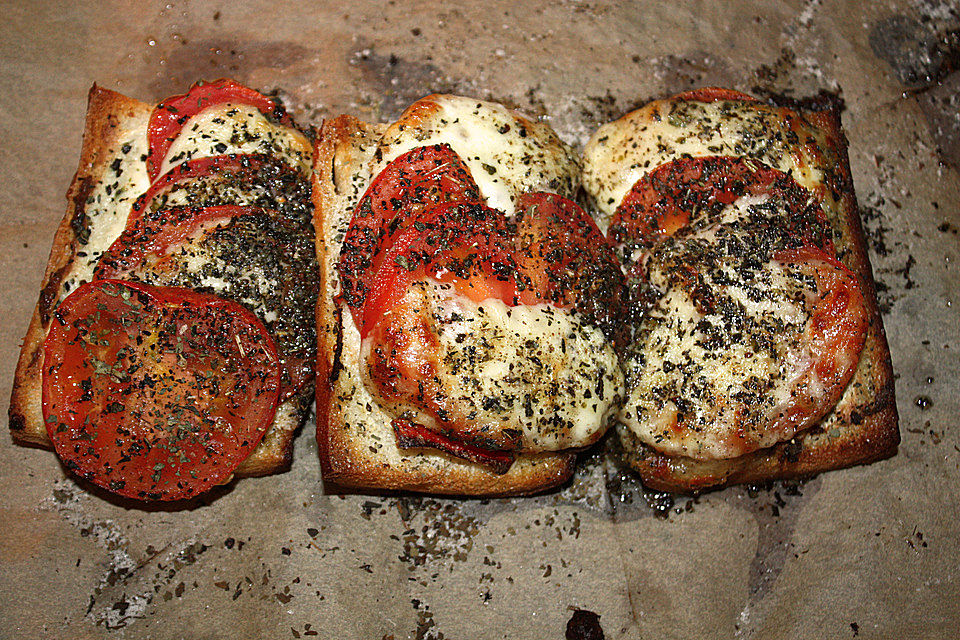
left=8, top=84, right=304, bottom=480
left=610, top=98, right=899, bottom=493
left=312, top=111, right=576, bottom=497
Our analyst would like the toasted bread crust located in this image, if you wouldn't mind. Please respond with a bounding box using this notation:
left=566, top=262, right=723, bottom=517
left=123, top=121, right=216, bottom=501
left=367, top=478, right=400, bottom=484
left=10, top=85, right=150, bottom=449
left=9, top=84, right=307, bottom=480
left=606, top=98, right=899, bottom=492
left=313, top=111, right=577, bottom=496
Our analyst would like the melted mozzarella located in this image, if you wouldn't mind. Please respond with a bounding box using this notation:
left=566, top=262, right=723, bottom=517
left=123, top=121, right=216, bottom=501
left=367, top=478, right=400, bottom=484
left=159, top=103, right=312, bottom=177
left=371, top=95, right=579, bottom=215
left=620, top=197, right=820, bottom=460
left=166, top=236, right=282, bottom=323
left=61, top=103, right=312, bottom=301
left=582, top=99, right=832, bottom=229
left=60, top=123, right=151, bottom=299
left=361, top=280, right=624, bottom=452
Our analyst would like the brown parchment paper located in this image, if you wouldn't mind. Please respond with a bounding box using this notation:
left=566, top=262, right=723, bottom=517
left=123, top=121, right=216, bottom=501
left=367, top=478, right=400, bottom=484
left=2, top=1, right=958, bottom=638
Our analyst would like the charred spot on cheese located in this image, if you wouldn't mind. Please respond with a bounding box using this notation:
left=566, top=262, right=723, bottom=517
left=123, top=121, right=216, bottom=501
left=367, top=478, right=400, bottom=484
left=361, top=279, right=624, bottom=454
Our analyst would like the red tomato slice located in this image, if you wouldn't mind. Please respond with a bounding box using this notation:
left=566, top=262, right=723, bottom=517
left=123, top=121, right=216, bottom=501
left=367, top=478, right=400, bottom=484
left=42, top=280, right=280, bottom=501
left=609, top=156, right=833, bottom=254
left=515, top=192, right=629, bottom=349
left=95, top=205, right=257, bottom=280
left=337, top=144, right=482, bottom=310
left=356, top=201, right=524, bottom=339
left=774, top=245, right=869, bottom=414
left=393, top=417, right=514, bottom=474
left=129, top=154, right=301, bottom=226
left=96, top=205, right=313, bottom=401
left=672, top=87, right=757, bottom=102
left=147, top=79, right=294, bottom=182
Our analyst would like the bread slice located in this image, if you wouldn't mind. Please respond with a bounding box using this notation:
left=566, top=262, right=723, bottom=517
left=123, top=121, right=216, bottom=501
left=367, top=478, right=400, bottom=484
left=584, top=94, right=899, bottom=492
left=312, top=104, right=589, bottom=496
left=8, top=84, right=313, bottom=479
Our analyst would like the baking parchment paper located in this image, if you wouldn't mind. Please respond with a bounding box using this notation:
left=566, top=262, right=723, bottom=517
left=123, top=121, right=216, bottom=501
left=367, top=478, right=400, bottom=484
left=1, top=1, right=957, bottom=638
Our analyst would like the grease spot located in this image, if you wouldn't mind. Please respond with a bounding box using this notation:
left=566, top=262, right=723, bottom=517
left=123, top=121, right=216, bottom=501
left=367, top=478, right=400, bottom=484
left=350, top=44, right=457, bottom=121
left=142, top=38, right=314, bottom=99
left=868, top=8, right=960, bottom=90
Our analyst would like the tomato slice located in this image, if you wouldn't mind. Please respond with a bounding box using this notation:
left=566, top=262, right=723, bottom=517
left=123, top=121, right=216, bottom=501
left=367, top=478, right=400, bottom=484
left=356, top=201, right=525, bottom=338
left=128, top=153, right=307, bottom=227
left=147, top=79, right=295, bottom=182
left=393, top=417, right=514, bottom=474
left=96, top=205, right=258, bottom=280
left=672, top=87, right=757, bottom=102
left=772, top=244, right=869, bottom=424
left=609, top=156, right=833, bottom=255
left=96, top=205, right=315, bottom=401
left=337, top=144, right=482, bottom=310
left=42, top=280, right=280, bottom=500
left=515, top=192, right=629, bottom=350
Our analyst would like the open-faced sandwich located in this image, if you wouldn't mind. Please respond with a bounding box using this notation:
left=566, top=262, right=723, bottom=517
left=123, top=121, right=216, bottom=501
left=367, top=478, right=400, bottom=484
left=581, top=88, right=899, bottom=492
left=10, top=80, right=318, bottom=500
left=313, top=95, right=629, bottom=495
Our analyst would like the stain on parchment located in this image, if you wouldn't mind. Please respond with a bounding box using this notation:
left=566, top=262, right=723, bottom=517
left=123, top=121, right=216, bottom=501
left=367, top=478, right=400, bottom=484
left=868, top=4, right=960, bottom=90
left=649, top=51, right=738, bottom=95
left=595, top=438, right=697, bottom=522
left=916, top=73, right=960, bottom=170
left=349, top=43, right=459, bottom=121
left=869, top=2, right=960, bottom=167
left=730, top=477, right=822, bottom=637
left=138, top=38, right=314, bottom=100
left=42, top=480, right=207, bottom=631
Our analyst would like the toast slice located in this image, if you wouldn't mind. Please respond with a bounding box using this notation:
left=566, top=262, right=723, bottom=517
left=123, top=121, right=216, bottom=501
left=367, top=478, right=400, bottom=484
left=583, top=93, right=899, bottom=492
left=312, top=99, right=608, bottom=496
left=8, top=84, right=314, bottom=479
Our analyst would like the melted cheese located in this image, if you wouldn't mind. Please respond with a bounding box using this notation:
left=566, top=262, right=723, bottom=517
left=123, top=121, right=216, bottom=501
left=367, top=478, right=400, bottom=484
left=620, top=196, right=821, bottom=460
left=360, top=279, right=624, bottom=452
left=371, top=95, right=579, bottom=215
left=60, top=123, right=151, bottom=299
left=60, top=103, right=312, bottom=301
left=155, top=233, right=283, bottom=324
left=159, top=103, right=311, bottom=177
left=582, top=98, right=832, bottom=229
